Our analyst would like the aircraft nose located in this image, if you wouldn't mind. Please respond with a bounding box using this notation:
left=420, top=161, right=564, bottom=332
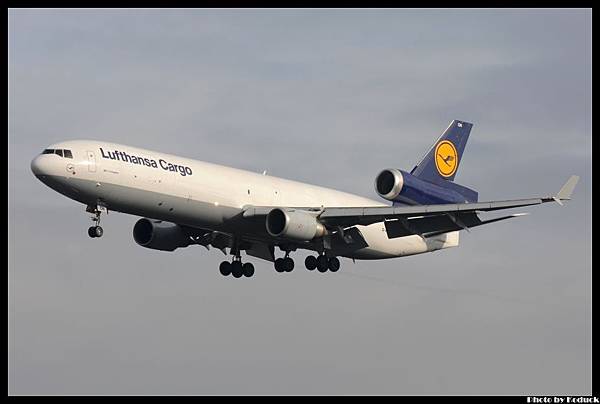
left=31, top=155, right=49, bottom=176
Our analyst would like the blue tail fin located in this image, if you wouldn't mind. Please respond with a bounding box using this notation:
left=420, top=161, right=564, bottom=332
left=411, top=120, right=472, bottom=185
left=410, top=120, right=478, bottom=202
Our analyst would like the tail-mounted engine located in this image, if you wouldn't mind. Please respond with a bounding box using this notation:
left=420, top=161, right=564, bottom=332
left=375, top=168, right=405, bottom=201
left=375, top=168, right=474, bottom=205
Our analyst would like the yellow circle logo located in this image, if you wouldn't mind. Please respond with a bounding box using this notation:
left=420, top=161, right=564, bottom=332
left=434, top=140, right=458, bottom=177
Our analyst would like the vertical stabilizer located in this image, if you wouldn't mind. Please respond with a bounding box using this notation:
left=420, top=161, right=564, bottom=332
left=411, top=120, right=472, bottom=185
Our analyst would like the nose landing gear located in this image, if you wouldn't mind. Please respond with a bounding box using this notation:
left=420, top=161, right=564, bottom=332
left=87, top=225, right=103, bottom=238
left=86, top=205, right=105, bottom=238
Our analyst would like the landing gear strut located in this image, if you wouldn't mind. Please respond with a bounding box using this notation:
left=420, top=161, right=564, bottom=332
left=87, top=206, right=104, bottom=238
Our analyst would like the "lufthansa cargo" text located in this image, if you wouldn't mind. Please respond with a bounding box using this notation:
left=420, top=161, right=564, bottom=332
left=99, top=148, right=193, bottom=176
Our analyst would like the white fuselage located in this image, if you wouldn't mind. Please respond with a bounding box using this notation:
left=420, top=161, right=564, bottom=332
left=30, top=140, right=458, bottom=260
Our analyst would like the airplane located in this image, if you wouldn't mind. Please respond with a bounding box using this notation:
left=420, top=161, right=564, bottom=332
left=30, top=120, right=579, bottom=278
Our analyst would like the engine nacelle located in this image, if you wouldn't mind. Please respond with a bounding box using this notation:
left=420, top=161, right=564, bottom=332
left=375, top=168, right=404, bottom=201
left=133, top=218, right=191, bottom=252
left=266, top=208, right=327, bottom=241
left=375, top=168, right=476, bottom=205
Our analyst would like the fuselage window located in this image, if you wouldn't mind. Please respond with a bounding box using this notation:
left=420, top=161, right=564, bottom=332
left=64, top=149, right=73, bottom=159
left=55, top=149, right=64, bottom=157
left=42, top=149, right=54, bottom=155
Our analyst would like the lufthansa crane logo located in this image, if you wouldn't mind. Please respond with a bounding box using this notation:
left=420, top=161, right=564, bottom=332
left=435, top=140, right=458, bottom=177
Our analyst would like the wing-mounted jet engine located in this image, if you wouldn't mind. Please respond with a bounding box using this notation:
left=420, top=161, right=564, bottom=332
left=133, top=218, right=192, bottom=252
left=265, top=208, right=327, bottom=241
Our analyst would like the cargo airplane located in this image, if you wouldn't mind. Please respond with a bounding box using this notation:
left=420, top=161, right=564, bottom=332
left=30, top=120, right=579, bottom=278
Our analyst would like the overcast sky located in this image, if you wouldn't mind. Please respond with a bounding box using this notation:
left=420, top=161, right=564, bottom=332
left=9, top=9, right=591, bottom=395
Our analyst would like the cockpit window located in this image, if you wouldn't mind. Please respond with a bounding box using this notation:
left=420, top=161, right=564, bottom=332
left=41, top=148, right=73, bottom=158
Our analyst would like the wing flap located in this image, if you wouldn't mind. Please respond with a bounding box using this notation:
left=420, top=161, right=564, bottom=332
left=318, top=197, right=544, bottom=227
left=384, top=213, right=478, bottom=238
left=327, top=226, right=369, bottom=254
left=384, top=212, right=528, bottom=239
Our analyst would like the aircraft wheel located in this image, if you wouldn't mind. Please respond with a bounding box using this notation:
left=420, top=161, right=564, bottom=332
left=219, top=261, right=232, bottom=276
left=316, top=255, right=329, bottom=272
left=231, top=261, right=243, bottom=278
left=328, top=257, right=340, bottom=272
left=274, top=258, right=285, bottom=273
left=93, top=226, right=103, bottom=238
left=305, top=255, right=317, bottom=271
left=242, top=263, right=255, bottom=278
left=88, top=226, right=97, bottom=238
left=283, top=257, right=294, bottom=272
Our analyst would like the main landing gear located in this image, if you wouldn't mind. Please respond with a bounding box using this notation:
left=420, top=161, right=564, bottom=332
left=219, top=257, right=255, bottom=278
left=219, top=239, right=255, bottom=278
left=217, top=244, right=341, bottom=278
left=87, top=206, right=104, bottom=238
left=274, top=253, right=294, bottom=273
left=304, top=255, right=340, bottom=273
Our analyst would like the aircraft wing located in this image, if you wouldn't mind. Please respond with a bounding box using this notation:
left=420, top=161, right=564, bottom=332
left=240, top=176, right=578, bottom=242
left=318, top=175, right=579, bottom=228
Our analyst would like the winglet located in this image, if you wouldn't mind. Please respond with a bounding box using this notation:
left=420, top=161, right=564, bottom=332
left=555, top=175, right=580, bottom=203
